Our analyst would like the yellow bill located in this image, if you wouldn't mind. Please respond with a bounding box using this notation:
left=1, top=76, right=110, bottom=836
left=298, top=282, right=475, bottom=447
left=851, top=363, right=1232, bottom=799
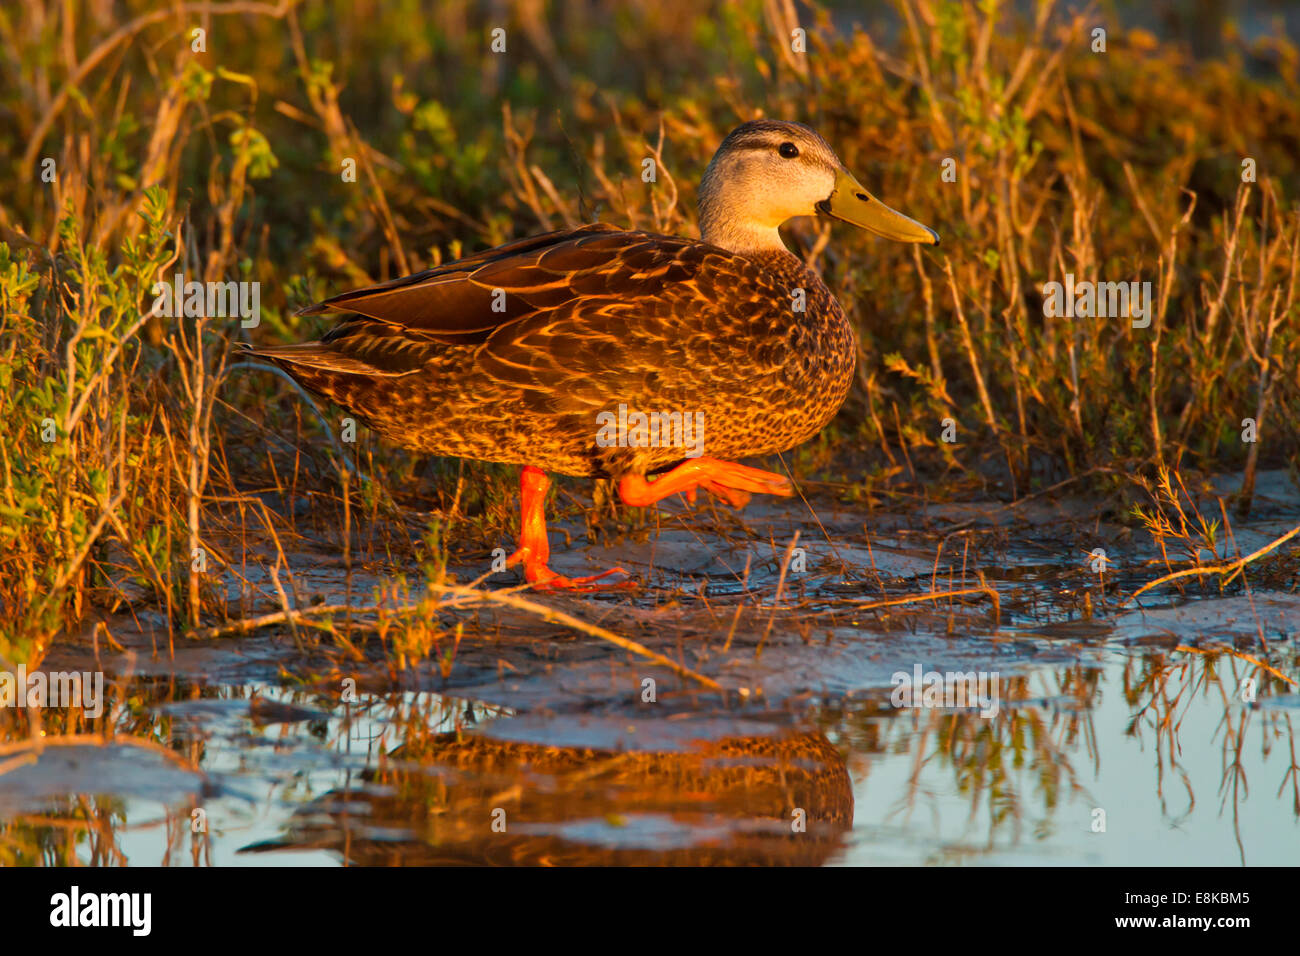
left=818, top=166, right=939, bottom=245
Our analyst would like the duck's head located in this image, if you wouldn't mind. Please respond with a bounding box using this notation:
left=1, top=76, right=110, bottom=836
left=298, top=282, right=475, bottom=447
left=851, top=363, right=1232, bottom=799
left=697, top=119, right=939, bottom=255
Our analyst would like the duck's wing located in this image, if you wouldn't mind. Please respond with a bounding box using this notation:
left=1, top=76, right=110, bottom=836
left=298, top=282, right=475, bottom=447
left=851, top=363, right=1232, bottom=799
left=258, top=223, right=794, bottom=404
left=247, top=223, right=618, bottom=374
left=474, top=238, right=795, bottom=414
left=298, top=223, right=622, bottom=334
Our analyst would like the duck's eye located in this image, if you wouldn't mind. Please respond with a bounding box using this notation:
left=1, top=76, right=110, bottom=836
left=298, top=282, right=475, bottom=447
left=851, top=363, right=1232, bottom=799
left=778, top=142, right=800, bottom=159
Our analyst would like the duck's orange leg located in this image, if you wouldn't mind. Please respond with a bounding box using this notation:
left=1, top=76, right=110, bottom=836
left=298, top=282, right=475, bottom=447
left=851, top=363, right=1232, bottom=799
left=618, top=457, right=793, bottom=509
left=507, top=466, right=629, bottom=590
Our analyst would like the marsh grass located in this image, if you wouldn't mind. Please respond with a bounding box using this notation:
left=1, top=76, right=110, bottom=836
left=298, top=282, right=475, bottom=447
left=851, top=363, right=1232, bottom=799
left=1, top=0, right=1299, bottom=670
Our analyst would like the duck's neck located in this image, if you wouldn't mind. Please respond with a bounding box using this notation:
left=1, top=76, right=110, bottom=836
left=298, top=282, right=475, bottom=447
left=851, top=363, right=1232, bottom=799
left=697, top=179, right=798, bottom=257
left=699, top=214, right=791, bottom=257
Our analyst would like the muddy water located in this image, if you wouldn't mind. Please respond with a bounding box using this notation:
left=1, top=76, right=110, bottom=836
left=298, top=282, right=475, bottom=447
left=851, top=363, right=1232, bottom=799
left=4, top=471, right=1297, bottom=866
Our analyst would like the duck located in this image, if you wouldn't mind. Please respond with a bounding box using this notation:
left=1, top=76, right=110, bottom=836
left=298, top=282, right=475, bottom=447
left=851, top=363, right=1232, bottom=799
left=244, top=120, right=938, bottom=589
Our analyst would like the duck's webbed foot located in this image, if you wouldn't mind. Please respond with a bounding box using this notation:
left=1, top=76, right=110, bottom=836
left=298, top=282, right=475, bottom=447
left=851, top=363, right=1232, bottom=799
left=617, top=457, right=793, bottom=509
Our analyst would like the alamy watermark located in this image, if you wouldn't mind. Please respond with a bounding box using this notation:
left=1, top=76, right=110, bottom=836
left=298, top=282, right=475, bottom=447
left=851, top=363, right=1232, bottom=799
left=890, top=664, right=1000, bottom=718
left=1, top=667, right=104, bottom=718
left=49, top=886, right=150, bottom=936
left=1042, top=273, right=1152, bottom=328
left=596, top=404, right=705, bottom=457
left=150, top=272, right=260, bottom=328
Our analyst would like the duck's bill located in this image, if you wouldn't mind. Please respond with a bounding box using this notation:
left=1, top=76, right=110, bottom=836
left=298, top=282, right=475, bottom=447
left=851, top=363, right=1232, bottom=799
left=818, top=167, right=939, bottom=245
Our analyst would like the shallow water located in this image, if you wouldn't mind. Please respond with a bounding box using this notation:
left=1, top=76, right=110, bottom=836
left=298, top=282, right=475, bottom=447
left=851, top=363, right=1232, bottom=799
left=3, top=471, right=1297, bottom=866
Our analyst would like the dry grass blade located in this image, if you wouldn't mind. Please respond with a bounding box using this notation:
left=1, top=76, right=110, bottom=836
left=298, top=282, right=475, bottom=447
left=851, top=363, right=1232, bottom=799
left=758, top=530, right=800, bottom=655
left=429, top=584, right=722, bottom=692
left=1174, top=644, right=1297, bottom=687
left=844, top=585, right=1001, bottom=625
left=186, top=603, right=358, bottom=639
left=1130, top=522, right=1300, bottom=600
left=186, top=586, right=722, bottom=692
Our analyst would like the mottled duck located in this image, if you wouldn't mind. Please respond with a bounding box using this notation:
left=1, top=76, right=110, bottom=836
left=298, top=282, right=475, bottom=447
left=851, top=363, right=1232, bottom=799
left=245, top=120, right=938, bottom=588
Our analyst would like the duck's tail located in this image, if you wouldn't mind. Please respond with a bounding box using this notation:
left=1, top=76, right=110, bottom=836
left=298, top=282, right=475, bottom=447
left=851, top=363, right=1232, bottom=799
left=235, top=340, right=407, bottom=377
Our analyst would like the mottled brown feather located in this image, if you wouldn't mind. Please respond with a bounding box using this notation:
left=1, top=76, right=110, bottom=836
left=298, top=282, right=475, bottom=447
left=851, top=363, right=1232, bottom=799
left=246, top=223, right=854, bottom=478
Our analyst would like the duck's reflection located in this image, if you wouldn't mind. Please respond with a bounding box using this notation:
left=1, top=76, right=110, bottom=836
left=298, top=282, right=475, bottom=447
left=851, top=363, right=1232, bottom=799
left=243, top=729, right=852, bottom=865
